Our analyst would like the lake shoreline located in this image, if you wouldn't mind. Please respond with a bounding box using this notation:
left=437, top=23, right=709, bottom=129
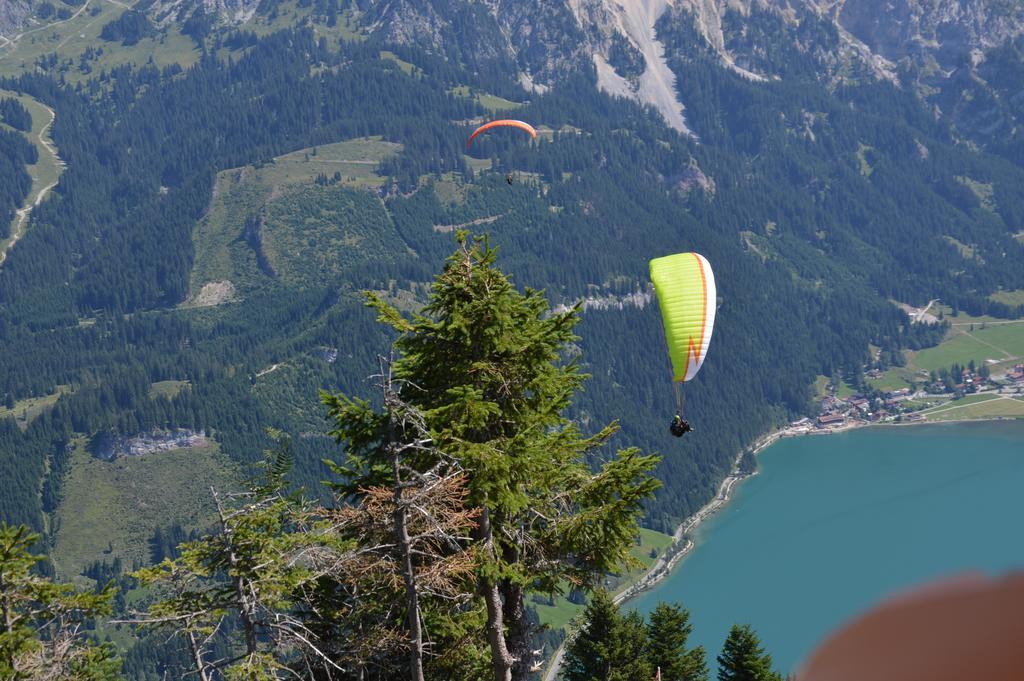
left=618, top=414, right=1022, bottom=606
left=544, top=415, right=1020, bottom=681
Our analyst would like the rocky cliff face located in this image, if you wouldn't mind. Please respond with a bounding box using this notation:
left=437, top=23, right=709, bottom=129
left=89, top=429, right=208, bottom=461
left=108, top=0, right=1024, bottom=145
left=350, top=0, right=1024, bottom=137
left=837, top=0, right=1024, bottom=66
left=0, top=0, right=33, bottom=38
left=148, top=0, right=263, bottom=27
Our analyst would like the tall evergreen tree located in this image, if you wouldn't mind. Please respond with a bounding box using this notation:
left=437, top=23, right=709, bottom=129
left=562, top=589, right=652, bottom=681
left=646, top=603, right=708, bottom=681
left=333, top=233, right=661, bottom=681
left=717, top=624, right=783, bottom=681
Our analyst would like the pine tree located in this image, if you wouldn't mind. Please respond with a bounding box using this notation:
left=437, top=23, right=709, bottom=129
left=0, top=523, right=119, bottom=679
left=716, top=624, right=782, bottom=681
left=333, top=233, right=661, bottom=681
left=646, top=603, right=708, bottom=681
left=563, top=589, right=653, bottom=681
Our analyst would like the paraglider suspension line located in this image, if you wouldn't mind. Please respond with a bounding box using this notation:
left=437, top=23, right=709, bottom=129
left=673, top=381, right=684, bottom=418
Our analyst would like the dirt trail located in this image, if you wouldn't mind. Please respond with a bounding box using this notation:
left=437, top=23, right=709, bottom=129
left=1, top=101, right=64, bottom=265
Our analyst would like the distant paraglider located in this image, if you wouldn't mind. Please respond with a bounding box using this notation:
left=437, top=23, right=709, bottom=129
left=466, top=119, right=538, bottom=148
left=466, top=120, right=537, bottom=187
left=649, top=252, right=717, bottom=437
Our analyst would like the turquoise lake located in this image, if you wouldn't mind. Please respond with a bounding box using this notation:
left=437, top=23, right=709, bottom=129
left=630, top=421, right=1024, bottom=676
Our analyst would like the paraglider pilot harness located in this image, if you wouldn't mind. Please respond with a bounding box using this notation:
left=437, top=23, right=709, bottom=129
left=669, top=384, right=691, bottom=437
left=670, top=413, right=692, bottom=437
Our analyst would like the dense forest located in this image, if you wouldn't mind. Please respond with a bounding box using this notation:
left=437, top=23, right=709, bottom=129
left=0, top=3, right=1023, bottom=675
left=0, top=104, right=36, bottom=239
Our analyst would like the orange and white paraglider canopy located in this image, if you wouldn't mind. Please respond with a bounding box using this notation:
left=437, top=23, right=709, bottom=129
left=466, top=119, right=537, bottom=148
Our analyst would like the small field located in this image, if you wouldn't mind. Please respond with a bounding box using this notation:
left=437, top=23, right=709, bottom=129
left=865, top=368, right=919, bottom=393
left=990, top=289, right=1024, bottom=307
left=148, top=380, right=189, bottom=400
left=906, top=316, right=1024, bottom=373
left=449, top=85, right=524, bottom=112
left=50, top=440, right=240, bottom=581
left=531, top=528, right=674, bottom=631
left=258, top=137, right=402, bottom=190
left=0, top=385, right=72, bottom=430
left=917, top=393, right=1024, bottom=422
left=379, top=50, right=418, bottom=75
left=813, top=375, right=857, bottom=400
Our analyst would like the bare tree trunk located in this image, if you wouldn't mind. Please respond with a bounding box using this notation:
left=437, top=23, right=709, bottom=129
left=389, top=422, right=425, bottom=681
left=479, top=508, right=515, bottom=681
left=187, top=629, right=213, bottom=681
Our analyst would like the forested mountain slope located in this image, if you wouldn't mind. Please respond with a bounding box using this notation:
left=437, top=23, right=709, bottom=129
left=0, top=0, right=1022, bottom=607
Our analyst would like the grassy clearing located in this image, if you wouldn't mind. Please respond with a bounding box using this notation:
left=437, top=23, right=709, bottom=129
left=258, top=137, right=401, bottom=190
left=866, top=368, right=918, bottom=392
left=449, top=85, right=524, bottom=112
left=919, top=394, right=1024, bottom=422
left=463, top=155, right=493, bottom=173
left=901, top=396, right=949, bottom=410
left=907, top=320, right=1024, bottom=372
left=943, top=309, right=1011, bottom=324
left=380, top=50, right=417, bottom=75
left=531, top=528, right=673, bottom=631
left=907, top=334, right=997, bottom=371
left=0, top=0, right=364, bottom=82
left=50, top=440, right=240, bottom=580
left=148, top=380, right=189, bottom=400
left=834, top=381, right=856, bottom=398
left=0, top=385, right=72, bottom=430
left=990, top=289, right=1024, bottom=307
left=812, top=375, right=857, bottom=399
left=186, top=173, right=269, bottom=299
